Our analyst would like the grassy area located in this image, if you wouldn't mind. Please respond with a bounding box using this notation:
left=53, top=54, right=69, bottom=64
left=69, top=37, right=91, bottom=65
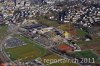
left=57, top=24, right=70, bottom=31
left=73, top=50, right=99, bottom=61
left=0, top=25, right=8, bottom=40
left=41, top=53, right=60, bottom=63
left=76, top=28, right=87, bottom=37
left=36, top=16, right=59, bottom=27
left=6, top=34, right=47, bottom=61
left=41, top=53, right=78, bottom=66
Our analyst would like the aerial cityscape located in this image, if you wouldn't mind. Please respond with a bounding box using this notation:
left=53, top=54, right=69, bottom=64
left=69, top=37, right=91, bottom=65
left=0, top=0, right=100, bottom=66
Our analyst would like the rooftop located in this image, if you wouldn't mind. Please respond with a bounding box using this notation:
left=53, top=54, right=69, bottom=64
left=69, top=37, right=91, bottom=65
left=57, top=44, right=74, bottom=52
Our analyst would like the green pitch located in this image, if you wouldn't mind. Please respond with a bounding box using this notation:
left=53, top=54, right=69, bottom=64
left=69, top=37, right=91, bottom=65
left=73, top=50, right=99, bottom=61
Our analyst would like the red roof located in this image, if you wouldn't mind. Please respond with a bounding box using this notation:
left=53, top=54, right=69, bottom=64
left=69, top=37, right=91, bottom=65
left=57, top=44, right=73, bottom=52
left=0, top=63, right=5, bottom=66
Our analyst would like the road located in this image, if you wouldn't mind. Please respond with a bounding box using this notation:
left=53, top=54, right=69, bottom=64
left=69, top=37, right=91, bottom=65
left=0, top=39, right=10, bottom=64
left=0, top=23, right=19, bottom=63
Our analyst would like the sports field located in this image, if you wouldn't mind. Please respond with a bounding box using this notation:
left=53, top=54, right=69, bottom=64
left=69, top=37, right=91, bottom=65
left=5, top=34, right=47, bottom=61
left=73, top=50, right=99, bottom=61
